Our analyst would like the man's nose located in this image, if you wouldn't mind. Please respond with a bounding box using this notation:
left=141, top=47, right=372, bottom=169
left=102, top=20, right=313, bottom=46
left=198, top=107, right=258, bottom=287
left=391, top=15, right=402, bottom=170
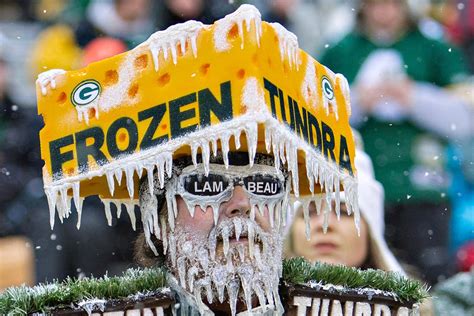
left=221, top=185, right=251, bottom=218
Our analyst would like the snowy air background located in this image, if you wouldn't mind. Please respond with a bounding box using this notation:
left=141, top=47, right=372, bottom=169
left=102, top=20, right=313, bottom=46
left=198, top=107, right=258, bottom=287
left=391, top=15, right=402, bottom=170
left=0, top=0, right=472, bottom=293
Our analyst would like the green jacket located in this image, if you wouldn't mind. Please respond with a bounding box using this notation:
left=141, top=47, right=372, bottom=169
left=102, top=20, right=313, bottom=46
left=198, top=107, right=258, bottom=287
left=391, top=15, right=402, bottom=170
left=320, top=28, right=468, bottom=204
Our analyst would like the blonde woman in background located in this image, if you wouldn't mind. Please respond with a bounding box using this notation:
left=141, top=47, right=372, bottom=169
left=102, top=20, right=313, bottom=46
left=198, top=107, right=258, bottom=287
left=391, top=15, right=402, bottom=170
left=284, top=148, right=404, bottom=273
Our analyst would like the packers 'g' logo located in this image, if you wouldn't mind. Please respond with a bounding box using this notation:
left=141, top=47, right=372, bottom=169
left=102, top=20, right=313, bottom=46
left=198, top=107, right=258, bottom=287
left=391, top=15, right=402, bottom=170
left=71, top=80, right=101, bottom=107
left=321, top=76, right=334, bottom=100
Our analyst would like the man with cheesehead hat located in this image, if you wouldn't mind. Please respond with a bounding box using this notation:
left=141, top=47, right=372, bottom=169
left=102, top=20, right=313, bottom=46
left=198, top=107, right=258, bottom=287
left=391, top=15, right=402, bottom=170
left=35, top=4, right=363, bottom=315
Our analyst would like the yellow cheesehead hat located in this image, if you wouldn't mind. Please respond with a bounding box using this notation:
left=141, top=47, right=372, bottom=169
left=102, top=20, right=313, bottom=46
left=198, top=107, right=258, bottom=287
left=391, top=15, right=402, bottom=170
left=36, top=5, right=358, bottom=232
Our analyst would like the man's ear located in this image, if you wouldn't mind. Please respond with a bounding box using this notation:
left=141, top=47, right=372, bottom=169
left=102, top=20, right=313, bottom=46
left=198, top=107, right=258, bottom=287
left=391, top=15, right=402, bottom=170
left=134, top=233, right=163, bottom=267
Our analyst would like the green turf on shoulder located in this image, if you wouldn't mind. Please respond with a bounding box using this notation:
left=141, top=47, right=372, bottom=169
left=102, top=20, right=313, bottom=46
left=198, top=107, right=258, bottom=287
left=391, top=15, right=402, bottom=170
left=0, top=267, right=167, bottom=315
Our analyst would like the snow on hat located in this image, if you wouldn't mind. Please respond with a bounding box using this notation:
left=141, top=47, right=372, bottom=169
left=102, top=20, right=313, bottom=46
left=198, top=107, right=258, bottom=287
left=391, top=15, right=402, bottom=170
left=35, top=5, right=358, bottom=248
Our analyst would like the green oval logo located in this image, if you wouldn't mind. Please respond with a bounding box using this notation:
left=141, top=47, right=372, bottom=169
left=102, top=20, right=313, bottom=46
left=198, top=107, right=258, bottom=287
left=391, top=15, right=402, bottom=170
left=321, top=77, right=334, bottom=101
left=71, top=80, right=101, bottom=107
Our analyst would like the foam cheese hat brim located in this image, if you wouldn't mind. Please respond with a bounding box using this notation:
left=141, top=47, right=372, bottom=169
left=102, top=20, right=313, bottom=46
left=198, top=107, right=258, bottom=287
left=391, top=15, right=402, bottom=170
left=36, top=4, right=358, bottom=230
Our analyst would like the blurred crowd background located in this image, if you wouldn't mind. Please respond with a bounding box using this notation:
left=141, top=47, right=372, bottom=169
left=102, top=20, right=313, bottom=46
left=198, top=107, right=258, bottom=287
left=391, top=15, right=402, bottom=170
left=0, top=0, right=472, bottom=296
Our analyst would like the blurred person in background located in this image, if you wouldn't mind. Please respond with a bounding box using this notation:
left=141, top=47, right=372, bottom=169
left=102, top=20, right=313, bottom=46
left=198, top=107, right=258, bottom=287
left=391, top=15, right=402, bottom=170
left=284, top=148, right=405, bottom=274
left=0, top=33, right=37, bottom=290
left=262, top=0, right=355, bottom=57
left=30, top=0, right=155, bottom=75
left=439, top=0, right=474, bottom=73
left=74, top=0, right=155, bottom=48
left=156, top=0, right=217, bottom=30
left=320, top=0, right=472, bottom=285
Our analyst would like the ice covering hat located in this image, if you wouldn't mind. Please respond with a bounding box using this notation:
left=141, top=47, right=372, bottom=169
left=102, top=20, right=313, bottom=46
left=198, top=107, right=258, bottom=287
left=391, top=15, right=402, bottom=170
left=35, top=5, right=358, bottom=233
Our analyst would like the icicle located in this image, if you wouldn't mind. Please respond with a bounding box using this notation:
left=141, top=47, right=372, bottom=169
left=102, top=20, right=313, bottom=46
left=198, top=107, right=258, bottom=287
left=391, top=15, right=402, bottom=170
left=125, top=202, right=137, bottom=230
left=177, top=257, right=187, bottom=289
left=155, top=161, right=165, bottom=190
left=210, top=138, right=218, bottom=157
left=36, top=69, right=66, bottom=95
left=222, top=226, right=230, bottom=257
left=279, top=140, right=286, bottom=165
left=125, top=166, right=135, bottom=199
left=234, top=218, right=242, bottom=241
left=75, top=197, right=84, bottom=229
left=238, top=244, right=245, bottom=263
left=212, top=266, right=227, bottom=303
left=254, top=244, right=263, bottom=269
left=146, top=20, right=204, bottom=71
left=46, top=187, right=58, bottom=229
left=233, top=130, right=241, bottom=149
left=105, top=171, right=115, bottom=196
left=114, top=169, right=123, bottom=186
left=59, top=186, right=70, bottom=223
left=287, top=143, right=299, bottom=197
left=112, top=200, right=122, bottom=218
left=250, top=203, right=256, bottom=221
left=238, top=267, right=253, bottom=311
left=303, top=200, right=311, bottom=240
left=208, top=230, right=217, bottom=260
left=226, top=279, right=240, bottom=316
left=248, top=223, right=254, bottom=258
left=212, top=204, right=219, bottom=226
left=136, top=162, right=144, bottom=179
left=334, top=176, right=341, bottom=220
left=161, top=215, right=168, bottom=254
left=191, top=142, right=199, bottom=168
left=165, top=153, right=173, bottom=178
left=271, top=135, right=281, bottom=172
left=264, top=125, right=272, bottom=154
left=253, top=282, right=266, bottom=308
left=145, top=165, right=154, bottom=196
left=201, top=141, right=210, bottom=176
left=322, top=200, right=330, bottom=234
left=187, top=266, right=198, bottom=293
left=306, top=156, right=315, bottom=195
left=205, top=278, right=213, bottom=304
left=102, top=200, right=113, bottom=226
left=72, top=181, right=80, bottom=210
left=166, top=192, right=175, bottom=232
left=220, top=133, right=230, bottom=169
left=274, top=201, right=282, bottom=230
left=268, top=202, right=275, bottom=228
left=197, top=248, right=209, bottom=270
left=257, top=202, right=266, bottom=217
left=169, top=233, right=177, bottom=267
left=263, top=277, right=274, bottom=308
left=245, top=122, right=258, bottom=167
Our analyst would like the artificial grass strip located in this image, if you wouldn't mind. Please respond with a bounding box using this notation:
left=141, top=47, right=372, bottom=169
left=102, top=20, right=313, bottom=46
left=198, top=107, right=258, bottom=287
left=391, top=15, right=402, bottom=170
left=0, top=267, right=167, bottom=315
left=1, top=259, right=430, bottom=314
left=282, top=257, right=430, bottom=303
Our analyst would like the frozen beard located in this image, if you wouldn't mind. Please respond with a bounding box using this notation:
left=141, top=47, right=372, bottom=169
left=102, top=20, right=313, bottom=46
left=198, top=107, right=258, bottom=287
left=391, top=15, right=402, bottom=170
left=172, top=217, right=283, bottom=315
left=139, top=154, right=289, bottom=315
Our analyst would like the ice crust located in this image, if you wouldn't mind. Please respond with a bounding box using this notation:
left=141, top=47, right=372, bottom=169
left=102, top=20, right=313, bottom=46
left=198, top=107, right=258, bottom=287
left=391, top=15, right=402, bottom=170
left=44, top=111, right=358, bottom=240
left=269, top=23, right=300, bottom=69
left=167, top=217, right=284, bottom=316
left=214, top=4, right=262, bottom=52
left=36, top=69, right=66, bottom=96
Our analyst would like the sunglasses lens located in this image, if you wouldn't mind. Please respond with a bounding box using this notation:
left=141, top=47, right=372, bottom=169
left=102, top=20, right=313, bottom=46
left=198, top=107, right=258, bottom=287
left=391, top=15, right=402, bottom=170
left=243, top=175, right=283, bottom=196
left=183, top=173, right=229, bottom=196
